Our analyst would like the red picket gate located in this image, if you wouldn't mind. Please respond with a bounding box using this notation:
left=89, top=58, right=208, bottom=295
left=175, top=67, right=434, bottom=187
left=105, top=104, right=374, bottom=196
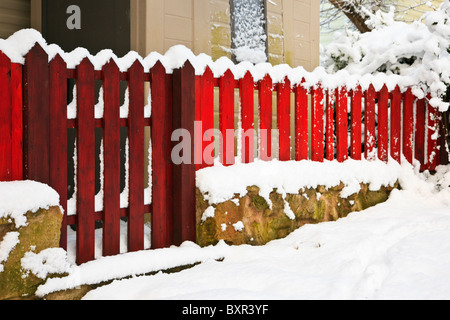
left=0, top=43, right=449, bottom=264
left=13, top=43, right=197, bottom=265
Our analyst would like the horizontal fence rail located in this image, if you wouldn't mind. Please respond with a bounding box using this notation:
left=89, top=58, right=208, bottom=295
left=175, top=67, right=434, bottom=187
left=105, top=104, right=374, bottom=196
left=0, top=42, right=448, bottom=264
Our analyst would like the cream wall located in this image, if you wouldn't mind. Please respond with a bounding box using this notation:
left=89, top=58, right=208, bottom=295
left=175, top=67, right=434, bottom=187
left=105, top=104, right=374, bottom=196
left=144, top=0, right=320, bottom=71
left=0, top=0, right=31, bottom=39
left=210, top=0, right=320, bottom=70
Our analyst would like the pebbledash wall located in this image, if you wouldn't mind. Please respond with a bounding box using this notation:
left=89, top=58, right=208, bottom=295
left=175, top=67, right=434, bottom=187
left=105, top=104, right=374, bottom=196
left=0, top=0, right=320, bottom=71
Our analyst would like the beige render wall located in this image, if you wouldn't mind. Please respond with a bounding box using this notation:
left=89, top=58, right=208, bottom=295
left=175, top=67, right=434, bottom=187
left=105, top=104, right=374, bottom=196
left=145, top=0, right=211, bottom=56
left=0, top=0, right=31, bottom=39
left=210, top=0, right=319, bottom=71
left=282, top=0, right=320, bottom=71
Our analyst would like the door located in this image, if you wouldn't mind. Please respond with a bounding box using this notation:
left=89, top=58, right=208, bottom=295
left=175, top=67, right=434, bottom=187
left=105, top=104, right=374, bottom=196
left=41, top=0, right=131, bottom=215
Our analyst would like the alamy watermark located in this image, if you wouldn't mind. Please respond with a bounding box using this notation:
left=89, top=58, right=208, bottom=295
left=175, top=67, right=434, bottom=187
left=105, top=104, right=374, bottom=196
left=171, top=121, right=279, bottom=165
left=66, top=5, right=81, bottom=30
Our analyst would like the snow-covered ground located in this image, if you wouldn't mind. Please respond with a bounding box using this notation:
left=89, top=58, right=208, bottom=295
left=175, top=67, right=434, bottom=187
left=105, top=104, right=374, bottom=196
left=33, top=161, right=450, bottom=300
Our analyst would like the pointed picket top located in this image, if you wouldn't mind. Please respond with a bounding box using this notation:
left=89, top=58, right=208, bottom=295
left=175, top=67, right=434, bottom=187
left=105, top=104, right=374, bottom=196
left=102, top=56, right=119, bottom=73
left=241, top=70, right=253, bottom=82
left=222, top=68, right=234, bottom=81
left=50, top=53, right=66, bottom=68
left=129, top=58, right=144, bottom=74
left=203, top=65, right=214, bottom=80
left=25, top=42, right=48, bottom=65
left=150, top=59, right=166, bottom=76
left=0, top=50, right=11, bottom=67
left=181, top=59, right=195, bottom=75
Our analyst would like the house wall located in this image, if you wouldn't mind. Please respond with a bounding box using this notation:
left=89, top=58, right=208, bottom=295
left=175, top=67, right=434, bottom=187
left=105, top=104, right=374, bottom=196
left=210, top=0, right=320, bottom=71
left=0, top=0, right=30, bottom=39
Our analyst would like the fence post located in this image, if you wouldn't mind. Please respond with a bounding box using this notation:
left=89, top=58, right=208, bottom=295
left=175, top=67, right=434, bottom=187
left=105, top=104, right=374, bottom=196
left=76, top=57, right=96, bottom=264
left=172, top=61, right=196, bottom=246
left=23, top=43, right=50, bottom=184
left=128, top=60, right=145, bottom=252
left=49, top=54, right=68, bottom=249
left=151, top=61, right=174, bottom=249
left=0, top=52, right=12, bottom=181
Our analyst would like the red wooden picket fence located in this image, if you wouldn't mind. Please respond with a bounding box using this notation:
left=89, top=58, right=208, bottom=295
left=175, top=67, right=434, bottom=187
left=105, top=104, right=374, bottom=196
left=0, top=43, right=448, bottom=264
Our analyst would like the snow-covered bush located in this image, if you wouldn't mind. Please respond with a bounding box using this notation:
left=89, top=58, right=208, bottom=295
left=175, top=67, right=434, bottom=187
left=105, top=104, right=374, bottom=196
left=322, top=0, right=450, bottom=112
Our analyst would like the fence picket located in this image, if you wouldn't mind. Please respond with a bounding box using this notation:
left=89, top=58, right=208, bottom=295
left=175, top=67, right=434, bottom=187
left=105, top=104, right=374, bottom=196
left=201, top=67, right=215, bottom=167
left=259, top=74, right=273, bottom=161
left=76, top=57, right=96, bottom=264
left=378, top=85, right=389, bottom=162
left=294, top=82, right=308, bottom=161
left=336, top=87, right=348, bottom=162
left=415, top=98, right=426, bottom=170
left=172, top=61, right=196, bottom=245
left=277, top=77, right=291, bottom=161
left=0, top=52, right=12, bottom=181
left=350, top=86, right=362, bottom=160
left=23, top=44, right=50, bottom=184
left=390, top=86, right=402, bottom=163
left=151, top=61, right=173, bottom=249
left=402, top=88, right=414, bottom=164
left=325, top=89, right=334, bottom=161
left=311, top=85, right=324, bottom=162
left=128, top=60, right=145, bottom=252
left=364, top=85, right=376, bottom=160
left=240, top=71, right=254, bottom=163
left=427, top=98, right=440, bottom=171
left=102, top=59, right=121, bottom=256
left=49, top=55, right=68, bottom=249
left=11, top=63, right=23, bottom=181
left=219, top=69, right=235, bottom=165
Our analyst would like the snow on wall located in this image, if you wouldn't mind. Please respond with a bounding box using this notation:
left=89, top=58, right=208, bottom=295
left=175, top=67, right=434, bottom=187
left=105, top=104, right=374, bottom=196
left=0, top=181, right=61, bottom=273
left=196, top=157, right=404, bottom=211
left=0, top=180, right=61, bottom=228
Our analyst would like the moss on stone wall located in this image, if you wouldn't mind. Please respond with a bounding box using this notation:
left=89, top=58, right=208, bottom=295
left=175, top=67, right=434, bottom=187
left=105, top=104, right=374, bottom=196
left=197, top=182, right=398, bottom=247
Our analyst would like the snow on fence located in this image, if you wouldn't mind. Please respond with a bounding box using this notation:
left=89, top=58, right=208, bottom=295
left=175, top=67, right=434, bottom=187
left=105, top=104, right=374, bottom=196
left=0, top=33, right=448, bottom=264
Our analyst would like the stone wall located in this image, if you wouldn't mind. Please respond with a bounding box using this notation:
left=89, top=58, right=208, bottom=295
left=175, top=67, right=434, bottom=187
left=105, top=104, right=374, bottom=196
left=0, top=206, right=64, bottom=300
left=196, top=182, right=398, bottom=247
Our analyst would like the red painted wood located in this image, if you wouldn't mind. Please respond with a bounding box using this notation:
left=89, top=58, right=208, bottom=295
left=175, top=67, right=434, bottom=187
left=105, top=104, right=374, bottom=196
left=350, top=86, right=362, bottom=160
left=390, top=86, right=402, bottom=163
left=23, top=44, right=50, bottom=184
left=219, top=69, right=235, bottom=165
left=49, top=55, right=68, bottom=249
left=127, top=60, right=145, bottom=252
left=325, top=89, right=334, bottom=161
left=11, top=63, right=23, bottom=181
left=336, top=87, right=348, bottom=162
left=102, top=59, right=121, bottom=256
left=0, top=52, right=12, bottom=181
left=377, top=85, right=389, bottom=162
left=194, top=75, right=202, bottom=170
left=402, top=88, right=414, bottom=164
left=364, top=85, right=376, bottom=160
left=415, top=98, right=426, bottom=170
left=427, top=97, right=439, bottom=171
left=76, top=57, right=96, bottom=264
left=240, top=71, right=255, bottom=164
left=200, top=67, right=215, bottom=168
left=438, top=111, right=449, bottom=166
left=294, top=82, right=309, bottom=161
left=259, top=74, right=273, bottom=161
left=172, top=61, right=196, bottom=246
left=151, top=61, right=173, bottom=249
left=311, top=85, right=324, bottom=162
left=277, top=77, right=291, bottom=161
